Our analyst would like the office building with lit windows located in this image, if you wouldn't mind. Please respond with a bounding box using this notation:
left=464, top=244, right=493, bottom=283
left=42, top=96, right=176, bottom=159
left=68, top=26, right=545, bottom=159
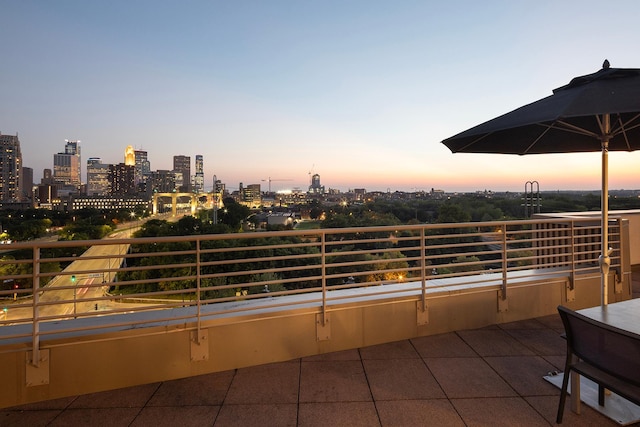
left=173, top=155, right=191, bottom=192
left=87, top=158, right=110, bottom=196
left=53, top=140, right=81, bottom=190
left=108, top=163, right=136, bottom=197
left=0, top=133, right=23, bottom=203
left=134, top=149, right=150, bottom=185
left=194, top=154, right=204, bottom=194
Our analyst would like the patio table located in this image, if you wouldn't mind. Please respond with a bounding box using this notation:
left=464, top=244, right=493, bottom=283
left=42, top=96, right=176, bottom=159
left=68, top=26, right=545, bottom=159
left=570, top=299, right=640, bottom=424
left=578, top=299, right=640, bottom=335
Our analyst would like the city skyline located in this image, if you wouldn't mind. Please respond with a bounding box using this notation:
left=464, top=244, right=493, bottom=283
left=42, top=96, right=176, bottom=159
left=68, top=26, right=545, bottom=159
left=3, top=1, right=640, bottom=193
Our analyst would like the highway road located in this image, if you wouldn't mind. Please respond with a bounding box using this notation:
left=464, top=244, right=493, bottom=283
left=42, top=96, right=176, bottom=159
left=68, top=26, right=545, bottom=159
left=2, top=227, right=138, bottom=322
left=2, top=214, right=190, bottom=323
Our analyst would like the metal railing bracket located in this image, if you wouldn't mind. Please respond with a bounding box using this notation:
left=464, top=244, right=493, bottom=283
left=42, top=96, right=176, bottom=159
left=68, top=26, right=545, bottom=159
left=190, top=330, right=209, bottom=361
left=26, top=349, right=49, bottom=386
left=497, top=289, right=509, bottom=313
left=316, top=313, right=331, bottom=341
left=416, top=300, right=429, bottom=326
left=565, top=279, right=576, bottom=302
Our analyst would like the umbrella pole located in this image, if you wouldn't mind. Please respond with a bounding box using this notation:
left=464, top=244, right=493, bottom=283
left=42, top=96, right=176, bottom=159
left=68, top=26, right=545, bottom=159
left=600, top=114, right=611, bottom=307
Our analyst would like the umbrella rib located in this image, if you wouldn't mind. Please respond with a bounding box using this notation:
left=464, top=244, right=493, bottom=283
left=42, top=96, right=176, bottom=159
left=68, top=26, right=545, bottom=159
left=613, top=114, right=631, bottom=150
left=612, top=113, right=640, bottom=149
left=596, top=114, right=606, bottom=137
left=454, top=132, right=494, bottom=152
left=551, top=120, right=600, bottom=138
left=618, top=113, right=640, bottom=132
left=523, top=126, right=553, bottom=154
left=617, top=121, right=640, bottom=135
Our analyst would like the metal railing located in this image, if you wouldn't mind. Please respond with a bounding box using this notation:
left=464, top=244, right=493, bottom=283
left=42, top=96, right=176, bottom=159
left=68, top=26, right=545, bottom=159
left=0, top=217, right=622, bottom=351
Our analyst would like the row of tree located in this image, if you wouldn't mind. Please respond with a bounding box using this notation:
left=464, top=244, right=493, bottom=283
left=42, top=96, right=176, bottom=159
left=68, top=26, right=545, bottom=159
left=2, top=191, right=639, bottom=242
left=114, top=198, right=527, bottom=298
left=3, top=192, right=640, bottom=297
left=118, top=191, right=640, bottom=298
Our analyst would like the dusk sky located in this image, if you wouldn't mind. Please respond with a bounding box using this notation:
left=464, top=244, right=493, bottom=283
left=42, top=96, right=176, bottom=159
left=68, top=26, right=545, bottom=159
left=3, top=1, right=640, bottom=193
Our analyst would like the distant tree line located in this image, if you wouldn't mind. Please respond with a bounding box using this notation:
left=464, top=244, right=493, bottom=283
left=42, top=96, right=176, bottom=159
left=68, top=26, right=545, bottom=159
left=114, top=192, right=640, bottom=299
left=323, top=192, right=640, bottom=226
left=4, top=191, right=640, bottom=298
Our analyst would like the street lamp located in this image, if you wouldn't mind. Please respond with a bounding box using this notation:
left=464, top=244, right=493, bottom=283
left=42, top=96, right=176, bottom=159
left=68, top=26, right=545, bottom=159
left=130, top=211, right=139, bottom=237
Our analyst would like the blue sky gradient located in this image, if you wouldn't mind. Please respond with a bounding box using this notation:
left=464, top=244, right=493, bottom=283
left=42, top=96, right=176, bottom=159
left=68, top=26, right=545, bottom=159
left=3, top=1, right=640, bottom=192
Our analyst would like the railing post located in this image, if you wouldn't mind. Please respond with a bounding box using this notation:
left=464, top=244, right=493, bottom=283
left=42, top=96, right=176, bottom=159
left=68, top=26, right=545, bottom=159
left=420, top=227, right=427, bottom=309
left=321, top=232, right=326, bottom=318
left=316, top=231, right=330, bottom=340
left=615, top=218, right=630, bottom=297
left=31, top=246, right=40, bottom=367
left=567, top=221, right=576, bottom=302
left=190, top=238, right=209, bottom=361
left=196, top=238, right=202, bottom=336
left=26, top=244, right=49, bottom=387
left=417, top=227, right=428, bottom=325
left=498, top=223, right=508, bottom=312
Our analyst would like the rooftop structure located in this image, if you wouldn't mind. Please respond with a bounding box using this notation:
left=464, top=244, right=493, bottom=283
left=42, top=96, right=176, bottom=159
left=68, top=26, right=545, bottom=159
left=124, top=145, right=135, bottom=166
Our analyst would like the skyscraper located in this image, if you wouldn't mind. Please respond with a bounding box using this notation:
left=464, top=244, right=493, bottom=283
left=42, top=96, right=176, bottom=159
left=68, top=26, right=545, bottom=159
left=194, top=154, right=204, bottom=193
left=173, top=155, right=191, bottom=192
left=87, top=158, right=110, bottom=196
left=213, top=175, right=225, bottom=194
left=308, top=173, right=325, bottom=194
left=134, top=149, right=150, bottom=185
left=242, top=184, right=261, bottom=207
left=41, top=169, right=54, bottom=185
left=53, top=140, right=81, bottom=190
left=21, top=167, right=33, bottom=202
left=147, top=170, right=176, bottom=194
left=38, top=168, right=56, bottom=206
left=0, top=133, right=22, bottom=202
left=108, top=163, right=135, bottom=196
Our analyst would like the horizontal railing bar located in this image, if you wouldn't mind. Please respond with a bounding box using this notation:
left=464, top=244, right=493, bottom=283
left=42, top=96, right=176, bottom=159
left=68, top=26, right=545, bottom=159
left=0, top=216, right=628, bottom=348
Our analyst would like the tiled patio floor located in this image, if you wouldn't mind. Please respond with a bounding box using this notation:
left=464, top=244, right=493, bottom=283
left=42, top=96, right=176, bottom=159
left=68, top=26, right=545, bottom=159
left=2, top=312, right=632, bottom=427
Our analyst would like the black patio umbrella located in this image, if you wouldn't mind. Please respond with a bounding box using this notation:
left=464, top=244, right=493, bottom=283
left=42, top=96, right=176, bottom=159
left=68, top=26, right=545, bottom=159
left=442, top=61, right=640, bottom=306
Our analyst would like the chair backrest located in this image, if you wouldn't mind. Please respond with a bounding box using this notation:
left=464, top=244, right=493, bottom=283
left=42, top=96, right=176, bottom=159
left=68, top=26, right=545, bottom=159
left=558, top=305, right=640, bottom=387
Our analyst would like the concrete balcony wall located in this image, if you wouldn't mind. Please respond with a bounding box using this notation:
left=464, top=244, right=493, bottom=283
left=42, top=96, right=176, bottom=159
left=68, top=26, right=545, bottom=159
left=1, top=270, right=615, bottom=409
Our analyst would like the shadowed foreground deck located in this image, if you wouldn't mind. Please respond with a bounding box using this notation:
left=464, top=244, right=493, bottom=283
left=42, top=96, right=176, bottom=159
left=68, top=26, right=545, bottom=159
left=5, top=273, right=640, bottom=426
left=2, top=313, right=631, bottom=427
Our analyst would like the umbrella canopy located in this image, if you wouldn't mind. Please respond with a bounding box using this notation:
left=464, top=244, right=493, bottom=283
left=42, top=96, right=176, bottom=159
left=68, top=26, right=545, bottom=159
left=441, top=61, right=640, bottom=306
